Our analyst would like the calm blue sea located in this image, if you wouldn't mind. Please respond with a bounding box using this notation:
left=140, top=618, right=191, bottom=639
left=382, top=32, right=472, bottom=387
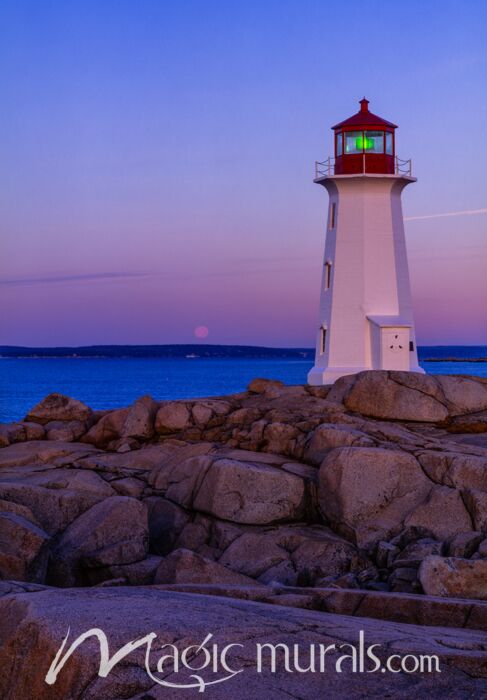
left=1, top=347, right=486, bottom=423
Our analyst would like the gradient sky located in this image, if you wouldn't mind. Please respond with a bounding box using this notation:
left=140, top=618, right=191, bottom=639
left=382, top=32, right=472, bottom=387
left=1, top=0, right=486, bottom=347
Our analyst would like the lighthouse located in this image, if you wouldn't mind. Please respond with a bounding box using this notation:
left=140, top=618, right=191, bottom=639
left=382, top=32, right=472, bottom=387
left=307, top=98, right=423, bottom=385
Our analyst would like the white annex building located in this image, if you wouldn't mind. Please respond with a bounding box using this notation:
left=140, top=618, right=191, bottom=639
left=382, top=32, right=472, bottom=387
left=308, top=98, right=424, bottom=385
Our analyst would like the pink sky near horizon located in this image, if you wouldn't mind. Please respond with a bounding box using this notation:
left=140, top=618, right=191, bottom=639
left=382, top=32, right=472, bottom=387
left=1, top=1, right=487, bottom=348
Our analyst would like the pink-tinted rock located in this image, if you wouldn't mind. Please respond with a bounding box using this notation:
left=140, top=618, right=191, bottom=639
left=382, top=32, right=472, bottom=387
left=86, top=555, right=162, bottom=586
left=192, top=458, right=306, bottom=525
left=448, top=531, right=483, bottom=558
left=45, top=420, right=87, bottom=442
left=419, top=555, right=487, bottom=599
left=155, top=402, right=191, bottom=434
left=262, top=422, right=300, bottom=456
left=448, top=410, right=487, bottom=433
left=305, top=423, right=374, bottom=464
left=219, top=525, right=354, bottom=586
left=418, top=451, right=487, bottom=491
left=0, top=440, right=99, bottom=469
left=404, top=487, right=473, bottom=541
left=463, top=489, right=487, bottom=532
left=319, top=447, right=431, bottom=547
left=2, top=587, right=486, bottom=699
left=154, top=548, right=258, bottom=586
left=0, top=512, right=49, bottom=582
left=120, top=395, right=158, bottom=440
left=344, top=371, right=449, bottom=422
left=0, top=422, right=45, bottom=447
left=111, top=477, right=145, bottom=498
left=436, top=375, right=487, bottom=416
left=81, top=408, right=129, bottom=447
left=49, top=496, right=149, bottom=586
left=25, top=393, right=93, bottom=425
left=248, top=377, right=284, bottom=393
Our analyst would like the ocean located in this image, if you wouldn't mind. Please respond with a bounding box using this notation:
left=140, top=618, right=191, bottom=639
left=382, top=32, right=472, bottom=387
left=1, top=347, right=487, bottom=423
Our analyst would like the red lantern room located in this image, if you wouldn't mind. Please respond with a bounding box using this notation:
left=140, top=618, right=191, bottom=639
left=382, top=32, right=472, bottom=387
left=332, top=98, right=397, bottom=175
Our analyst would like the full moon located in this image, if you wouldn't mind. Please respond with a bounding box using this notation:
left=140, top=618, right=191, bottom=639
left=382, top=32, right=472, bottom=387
left=194, top=326, right=209, bottom=339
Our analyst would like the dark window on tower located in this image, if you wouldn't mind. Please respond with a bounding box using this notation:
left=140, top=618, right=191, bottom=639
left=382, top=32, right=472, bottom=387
left=324, top=262, right=332, bottom=290
left=320, top=328, right=327, bottom=354
left=329, top=203, right=336, bottom=229
left=409, top=341, right=414, bottom=352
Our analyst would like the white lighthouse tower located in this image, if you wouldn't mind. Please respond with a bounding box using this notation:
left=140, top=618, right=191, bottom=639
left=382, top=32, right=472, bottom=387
left=308, top=98, right=423, bottom=385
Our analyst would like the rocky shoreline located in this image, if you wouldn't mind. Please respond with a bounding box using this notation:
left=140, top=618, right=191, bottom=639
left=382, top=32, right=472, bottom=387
left=1, top=370, right=487, bottom=697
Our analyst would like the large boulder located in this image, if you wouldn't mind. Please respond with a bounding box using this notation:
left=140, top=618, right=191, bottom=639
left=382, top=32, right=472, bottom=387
left=1, top=587, right=486, bottom=699
left=0, top=422, right=45, bottom=447
left=341, top=372, right=449, bottom=422
left=261, top=423, right=300, bottom=456
left=248, top=377, right=284, bottom=393
left=49, top=496, right=149, bottom=586
left=192, top=458, right=307, bottom=525
left=0, top=440, right=99, bottom=469
left=463, top=489, right=487, bottom=532
left=0, top=512, right=50, bottom=582
left=417, top=451, right=487, bottom=491
left=319, top=447, right=432, bottom=547
left=155, top=402, right=191, bottom=434
left=448, top=531, right=483, bottom=558
left=81, top=408, right=129, bottom=447
left=436, top=375, right=487, bottom=417
left=304, top=423, right=374, bottom=464
left=0, top=468, right=116, bottom=535
left=219, top=525, right=355, bottom=586
left=404, top=487, right=473, bottom=541
left=154, top=548, right=258, bottom=586
left=25, top=393, right=93, bottom=425
left=148, top=450, right=308, bottom=526
left=85, top=555, right=162, bottom=586
left=45, top=420, right=87, bottom=442
left=419, top=555, right=487, bottom=599
left=328, top=371, right=487, bottom=423
left=448, top=410, right=487, bottom=433
left=190, top=399, right=232, bottom=428
left=120, top=395, right=158, bottom=440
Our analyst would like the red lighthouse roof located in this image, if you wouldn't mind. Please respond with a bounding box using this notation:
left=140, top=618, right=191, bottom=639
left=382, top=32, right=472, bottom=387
left=332, top=98, right=397, bottom=130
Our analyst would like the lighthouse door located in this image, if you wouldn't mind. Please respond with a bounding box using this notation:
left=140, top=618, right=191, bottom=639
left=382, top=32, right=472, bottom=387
left=381, top=328, right=410, bottom=371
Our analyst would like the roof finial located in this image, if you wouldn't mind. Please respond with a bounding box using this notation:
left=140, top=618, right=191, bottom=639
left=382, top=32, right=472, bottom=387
left=360, top=97, right=369, bottom=113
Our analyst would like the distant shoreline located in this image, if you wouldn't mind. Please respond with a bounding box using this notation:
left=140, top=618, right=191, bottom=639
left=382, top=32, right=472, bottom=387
left=422, top=358, right=487, bottom=363
left=0, top=344, right=314, bottom=360
left=1, top=344, right=486, bottom=361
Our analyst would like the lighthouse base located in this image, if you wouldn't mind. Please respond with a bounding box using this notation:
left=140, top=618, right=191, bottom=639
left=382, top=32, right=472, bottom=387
left=307, top=364, right=425, bottom=386
left=307, top=365, right=370, bottom=386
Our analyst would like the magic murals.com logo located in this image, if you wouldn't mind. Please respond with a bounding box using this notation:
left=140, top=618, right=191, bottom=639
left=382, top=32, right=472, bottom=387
left=45, top=629, right=441, bottom=692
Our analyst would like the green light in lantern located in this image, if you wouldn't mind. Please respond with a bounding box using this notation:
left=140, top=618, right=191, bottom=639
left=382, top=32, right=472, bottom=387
left=356, top=135, right=374, bottom=151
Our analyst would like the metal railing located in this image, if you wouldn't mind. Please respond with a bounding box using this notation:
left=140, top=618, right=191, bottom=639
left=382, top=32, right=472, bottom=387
left=315, top=156, right=335, bottom=178
left=394, top=156, right=412, bottom=176
left=315, top=155, right=412, bottom=179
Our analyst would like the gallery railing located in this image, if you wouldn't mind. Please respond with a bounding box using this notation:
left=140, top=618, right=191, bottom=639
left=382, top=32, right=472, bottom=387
left=314, top=155, right=412, bottom=178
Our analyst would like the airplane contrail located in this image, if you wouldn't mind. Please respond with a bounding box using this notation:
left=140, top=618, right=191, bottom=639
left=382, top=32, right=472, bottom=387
left=405, top=208, right=487, bottom=221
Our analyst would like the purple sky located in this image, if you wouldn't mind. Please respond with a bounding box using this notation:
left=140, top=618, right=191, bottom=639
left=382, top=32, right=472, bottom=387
left=1, top=0, right=487, bottom=347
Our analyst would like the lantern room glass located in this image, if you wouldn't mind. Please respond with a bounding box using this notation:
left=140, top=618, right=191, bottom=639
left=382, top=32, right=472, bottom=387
left=343, top=130, right=388, bottom=154
left=344, top=131, right=362, bottom=154
left=363, top=131, right=384, bottom=153
left=336, top=132, right=343, bottom=156
left=385, top=132, right=393, bottom=154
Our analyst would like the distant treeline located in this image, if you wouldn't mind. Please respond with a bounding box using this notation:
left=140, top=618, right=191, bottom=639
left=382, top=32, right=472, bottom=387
left=421, top=357, right=487, bottom=363
left=0, top=344, right=314, bottom=359
left=1, top=344, right=486, bottom=361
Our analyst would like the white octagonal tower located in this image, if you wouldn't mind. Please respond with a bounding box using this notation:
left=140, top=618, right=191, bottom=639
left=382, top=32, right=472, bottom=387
left=308, top=98, right=424, bottom=385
